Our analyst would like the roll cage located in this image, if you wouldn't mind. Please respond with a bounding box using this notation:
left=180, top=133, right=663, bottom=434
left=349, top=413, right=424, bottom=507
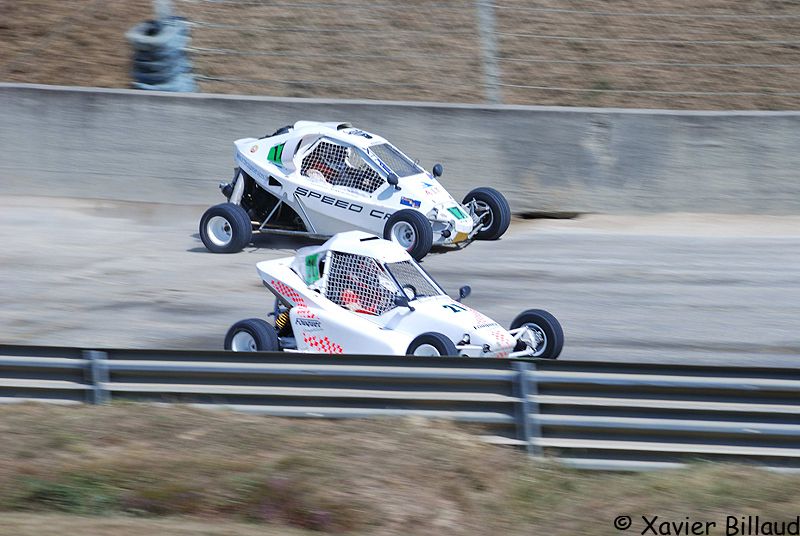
left=300, top=248, right=446, bottom=316
left=296, top=136, right=391, bottom=195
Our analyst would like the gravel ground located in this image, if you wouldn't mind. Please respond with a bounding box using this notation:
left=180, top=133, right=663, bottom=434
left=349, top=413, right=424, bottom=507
left=2, top=195, right=800, bottom=366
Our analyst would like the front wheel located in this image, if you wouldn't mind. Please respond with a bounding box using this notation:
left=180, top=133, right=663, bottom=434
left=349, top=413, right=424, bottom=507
left=199, top=203, right=253, bottom=253
left=463, top=187, right=511, bottom=241
left=384, top=209, right=433, bottom=261
left=510, top=309, right=563, bottom=359
left=224, top=318, right=280, bottom=352
left=406, top=332, right=458, bottom=356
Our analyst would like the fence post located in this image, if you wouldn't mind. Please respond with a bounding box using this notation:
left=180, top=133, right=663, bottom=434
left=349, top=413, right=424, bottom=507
left=512, top=361, right=542, bottom=456
left=83, top=350, right=110, bottom=405
left=475, top=0, right=502, bottom=104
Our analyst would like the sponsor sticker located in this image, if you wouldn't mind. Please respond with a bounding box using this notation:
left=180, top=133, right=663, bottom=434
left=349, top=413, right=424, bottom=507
left=447, top=206, right=469, bottom=220
left=400, top=196, right=421, bottom=209
left=345, top=128, right=373, bottom=139
left=423, top=183, right=444, bottom=196
left=236, top=153, right=270, bottom=182
left=452, top=231, right=469, bottom=243
left=295, top=317, right=323, bottom=331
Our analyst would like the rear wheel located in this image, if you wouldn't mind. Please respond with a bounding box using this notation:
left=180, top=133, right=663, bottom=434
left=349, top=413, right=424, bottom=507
left=406, top=332, right=458, bottom=356
left=224, top=318, right=280, bottom=352
left=199, top=203, right=253, bottom=253
left=384, top=209, right=433, bottom=261
left=463, top=187, right=511, bottom=241
left=510, top=309, right=563, bottom=359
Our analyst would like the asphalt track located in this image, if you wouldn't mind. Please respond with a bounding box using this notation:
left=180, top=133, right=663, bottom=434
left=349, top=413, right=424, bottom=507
left=2, top=195, right=800, bottom=366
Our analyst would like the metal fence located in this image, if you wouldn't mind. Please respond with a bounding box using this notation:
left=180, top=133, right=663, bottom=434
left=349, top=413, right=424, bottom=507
left=171, top=0, right=800, bottom=109
left=3, top=344, right=799, bottom=471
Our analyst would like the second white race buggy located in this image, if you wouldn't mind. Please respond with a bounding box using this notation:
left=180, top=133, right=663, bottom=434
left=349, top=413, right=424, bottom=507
left=200, top=121, right=511, bottom=260
left=224, top=231, right=563, bottom=358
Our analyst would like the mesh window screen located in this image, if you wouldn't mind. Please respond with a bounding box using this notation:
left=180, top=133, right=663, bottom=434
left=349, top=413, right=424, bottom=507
left=323, top=252, right=398, bottom=315
left=385, top=261, right=442, bottom=298
left=369, top=143, right=421, bottom=178
left=301, top=141, right=385, bottom=193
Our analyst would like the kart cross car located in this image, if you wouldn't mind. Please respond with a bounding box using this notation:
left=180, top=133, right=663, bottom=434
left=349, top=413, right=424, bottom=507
left=199, top=121, right=511, bottom=260
left=224, top=231, right=563, bottom=358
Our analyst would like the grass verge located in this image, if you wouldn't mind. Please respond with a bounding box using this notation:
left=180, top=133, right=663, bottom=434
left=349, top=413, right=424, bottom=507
left=1, top=404, right=799, bottom=535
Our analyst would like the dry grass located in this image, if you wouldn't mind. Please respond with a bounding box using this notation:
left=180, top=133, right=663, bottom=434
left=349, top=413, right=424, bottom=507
left=0, top=0, right=153, bottom=88
left=1, top=0, right=799, bottom=109
left=2, top=404, right=800, bottom=535
left=0, top=513, right=318, bottom=536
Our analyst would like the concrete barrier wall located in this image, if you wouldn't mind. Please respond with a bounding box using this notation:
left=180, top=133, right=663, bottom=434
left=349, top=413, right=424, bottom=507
left=2, top=83, right=799, bottom=214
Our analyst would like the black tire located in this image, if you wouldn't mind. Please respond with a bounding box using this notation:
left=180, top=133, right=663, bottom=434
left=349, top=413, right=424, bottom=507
left=224, top=318, right=280, bottom=352
left=199, top=203, right=253, bottom=253
left=462, top=187, right=511, bottom=241
left=406, top=332, right=459, bottom=356
left=132, top=66, right=181, bottom=85
left=133, top=56, right=189, bottom=74
left=383, top=209, right=433, bottom=261
left=510, top=309, right=564, bottom=359
left=133, top=49, right=182, bottom=64
left=133, top=59, right=178, bottom=74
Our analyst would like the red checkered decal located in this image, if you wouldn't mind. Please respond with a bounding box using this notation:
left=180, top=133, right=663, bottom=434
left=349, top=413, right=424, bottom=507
left=294, top=306, right=316, bottom=319
left=303, top=334, right=343, bottom=354
left=490, top=328, right=514, bottom=347
left=270, top=280, right=306, bottom=307
left=490, top=329, right=515, bottom=356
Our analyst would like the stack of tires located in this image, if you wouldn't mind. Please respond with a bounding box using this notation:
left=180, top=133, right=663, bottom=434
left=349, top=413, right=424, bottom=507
left=126, top=16, right=195, bottom=92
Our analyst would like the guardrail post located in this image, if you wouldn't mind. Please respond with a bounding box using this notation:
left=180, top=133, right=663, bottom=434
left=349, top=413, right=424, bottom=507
left=512, top=361, right=542, bottom=456
left=83, top=350, right=110, bottom=404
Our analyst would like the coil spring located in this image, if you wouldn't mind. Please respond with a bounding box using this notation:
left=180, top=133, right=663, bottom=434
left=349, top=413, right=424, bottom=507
left=275, top=311, right=290, bottom=331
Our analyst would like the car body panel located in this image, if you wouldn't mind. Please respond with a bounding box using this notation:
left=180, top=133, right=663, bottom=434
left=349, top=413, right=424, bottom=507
left=232, top=122, right=479, bottom=245
left=254, top=231, right=517, bottom=356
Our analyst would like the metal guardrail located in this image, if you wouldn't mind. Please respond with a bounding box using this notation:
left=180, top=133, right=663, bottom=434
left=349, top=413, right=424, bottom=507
left=1, top=344, right=799, bottom=471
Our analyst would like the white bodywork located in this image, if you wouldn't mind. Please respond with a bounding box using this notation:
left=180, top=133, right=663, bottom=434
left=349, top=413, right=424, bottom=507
left=232, top=121, right=478, bottom=246
left=256, top=231, right=530, bottom=357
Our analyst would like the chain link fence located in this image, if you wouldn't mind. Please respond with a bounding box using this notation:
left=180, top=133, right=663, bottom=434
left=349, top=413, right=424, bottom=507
left=173, top=0, right=800, bottom=109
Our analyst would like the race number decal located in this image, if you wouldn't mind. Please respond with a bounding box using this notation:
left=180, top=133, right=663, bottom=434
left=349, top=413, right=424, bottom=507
left=442, top=303, right=467, bottom=313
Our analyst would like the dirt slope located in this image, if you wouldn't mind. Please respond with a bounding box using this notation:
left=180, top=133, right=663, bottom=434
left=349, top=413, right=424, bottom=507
left=0, top=1, right=798, bottom=108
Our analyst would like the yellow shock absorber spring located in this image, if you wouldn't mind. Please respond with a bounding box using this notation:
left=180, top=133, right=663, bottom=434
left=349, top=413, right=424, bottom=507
left=275, top=310, right=290, bottom=330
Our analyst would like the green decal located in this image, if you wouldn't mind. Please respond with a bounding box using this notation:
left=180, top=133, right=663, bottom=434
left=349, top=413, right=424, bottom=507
left=448, top=206, right=468, bottom=220
left=267, top=143, right=286, bottom=165
left=305, top=253, right=320, bottom=283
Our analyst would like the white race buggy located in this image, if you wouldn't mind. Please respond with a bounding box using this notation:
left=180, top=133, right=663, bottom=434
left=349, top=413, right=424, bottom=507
left=200, top=121, right=511, bottom=260
left=224, top=231, right=563, bottom=358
